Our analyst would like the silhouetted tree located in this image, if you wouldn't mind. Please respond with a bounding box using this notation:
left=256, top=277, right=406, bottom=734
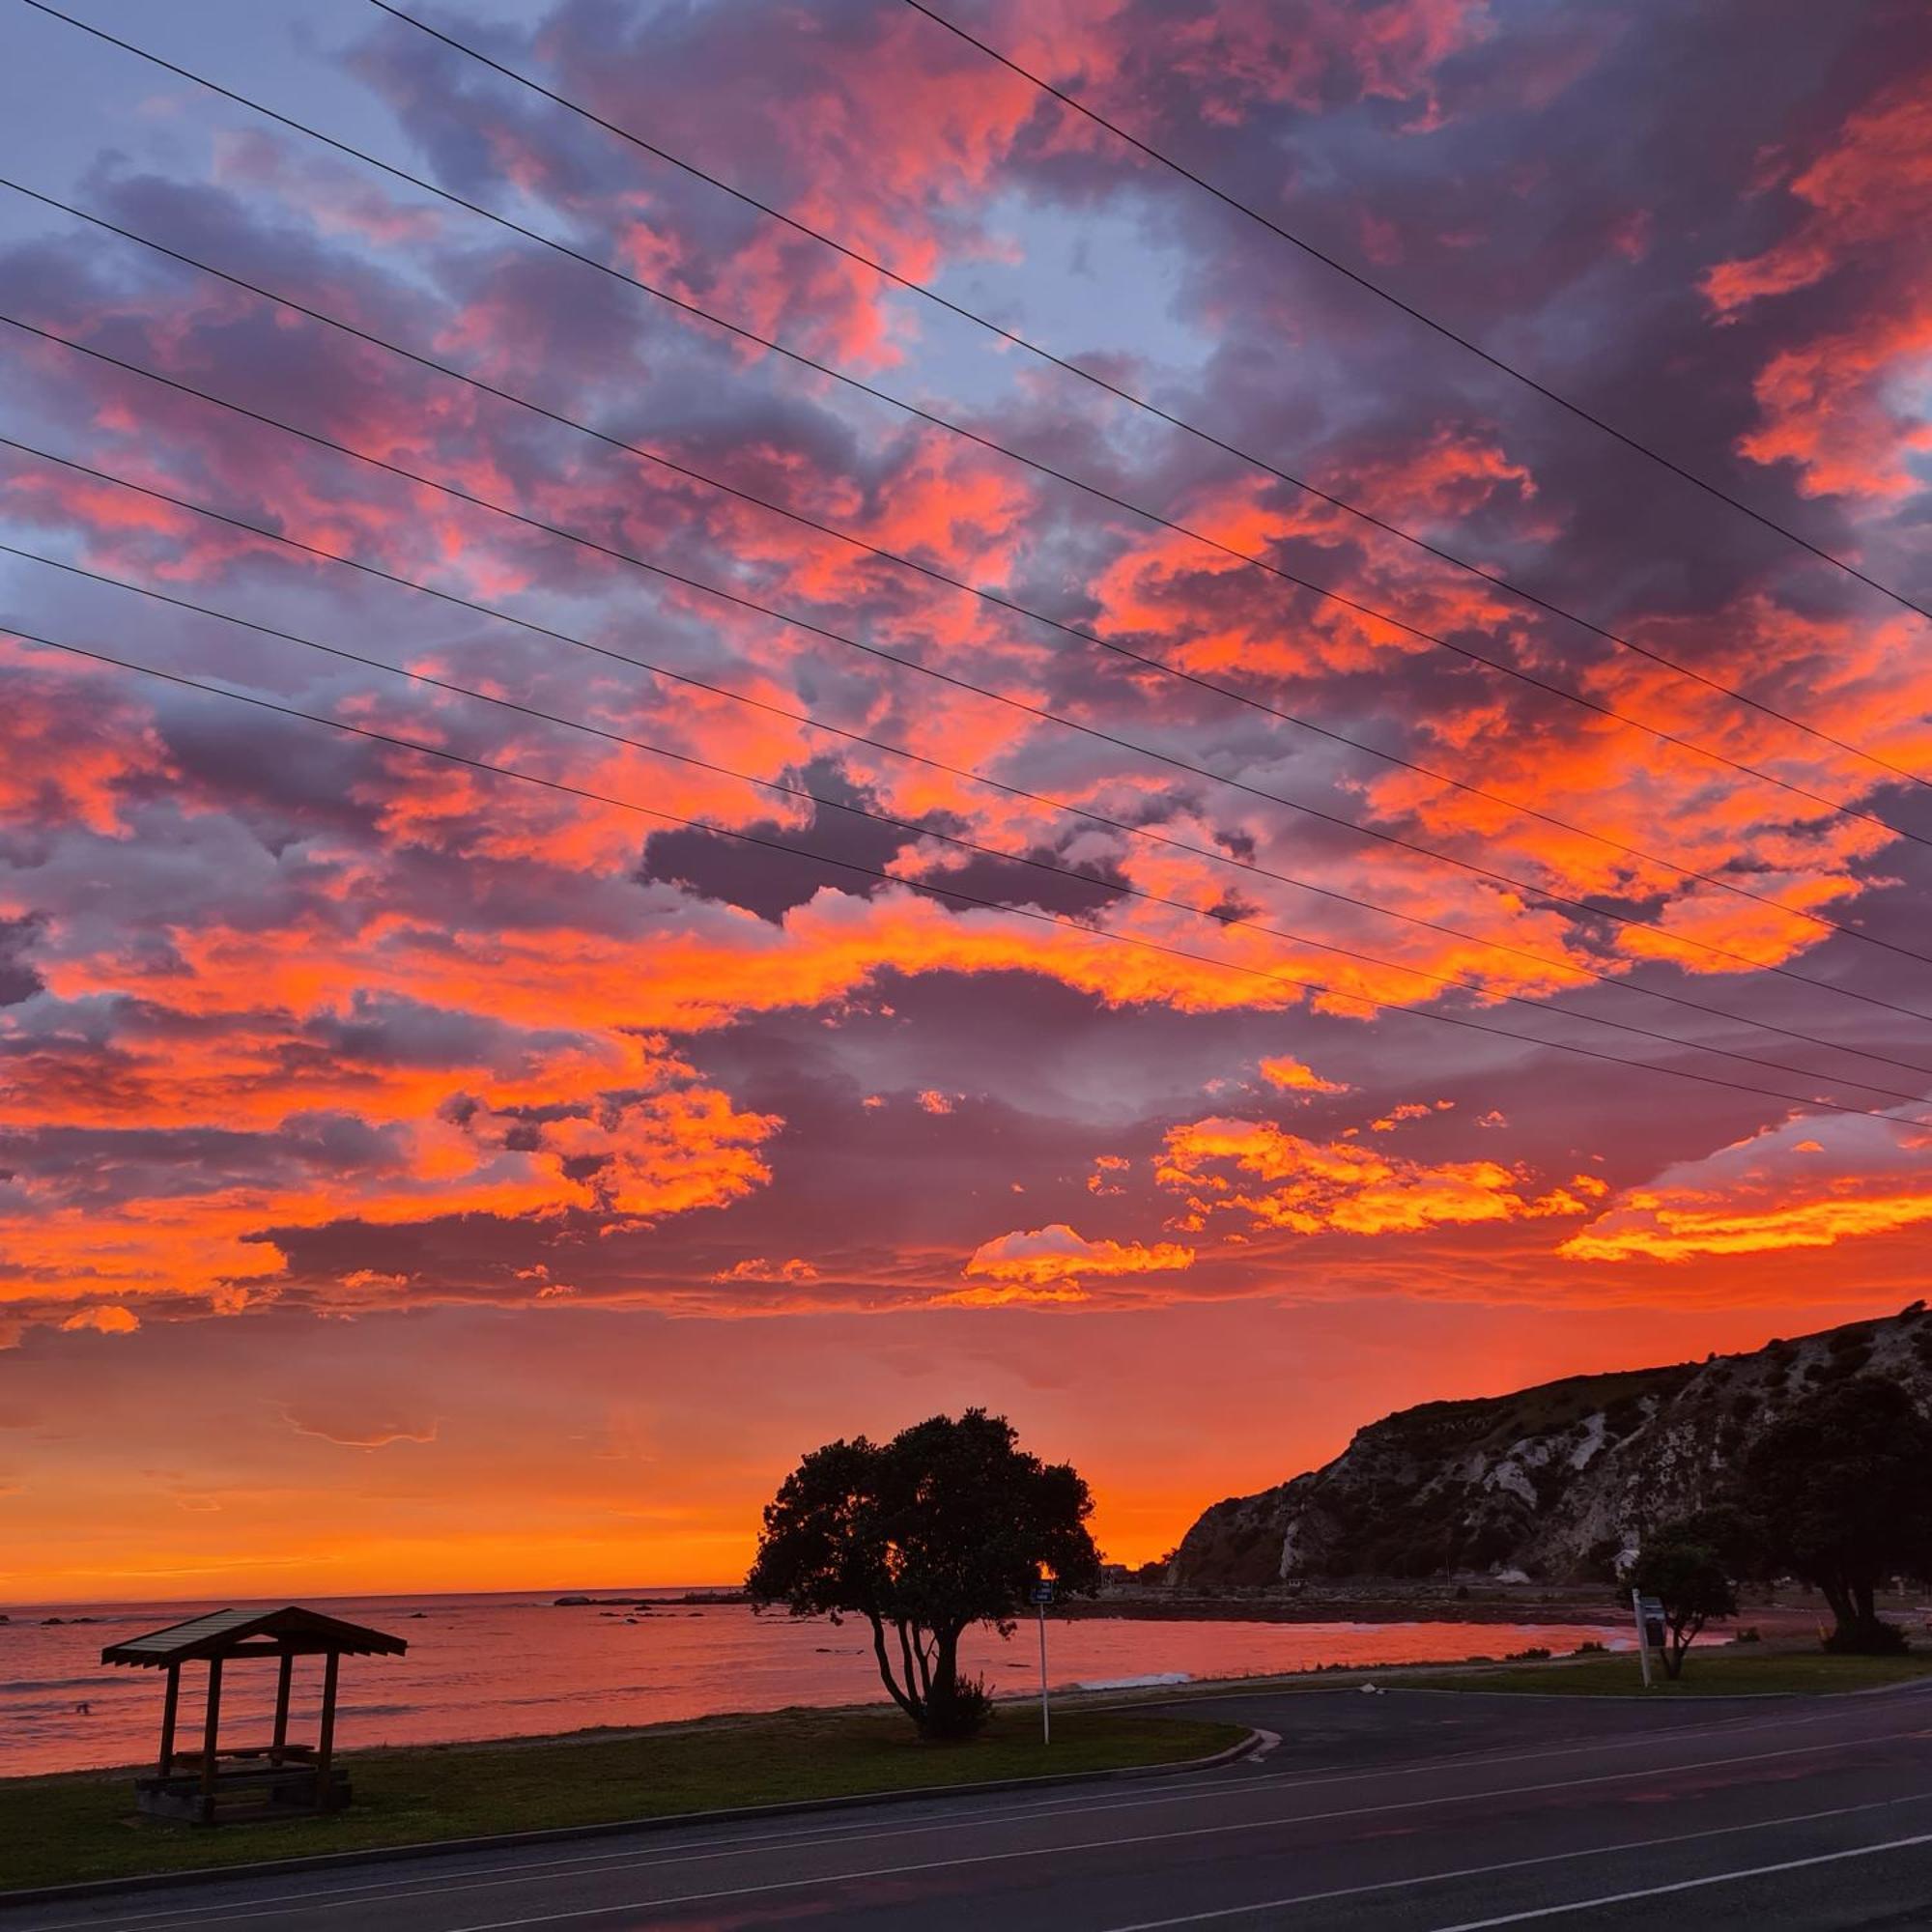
left=747, top=1410, right=1102, bottom=1737
left=1744, top=1376, right=1932, bottom=1653
left=1632, top=1529, right=1738, bottom=1678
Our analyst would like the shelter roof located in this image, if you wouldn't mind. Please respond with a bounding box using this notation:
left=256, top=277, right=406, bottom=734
left=101, top=1605, right=408, bottom=1667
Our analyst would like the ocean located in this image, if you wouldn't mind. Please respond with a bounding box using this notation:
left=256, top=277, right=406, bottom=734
left=1, top=1590, right=1626, bottom=1777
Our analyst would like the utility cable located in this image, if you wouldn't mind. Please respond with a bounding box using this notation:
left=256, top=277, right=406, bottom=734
left=11, top=175, right=1922, bottom=980
left=373, top=0, right=1932, bottom=794
left=10, top=447, right=1927, bottom=1084
left=23, top=5, right=1926, bottom=840
left=11, top=323, right=1932, bottom=1022
left=900, top=0, right=1932, bottom=636
left=12, top=544, right=1931, bottom=1107
left=12, top=621, right=1930, bottom=1131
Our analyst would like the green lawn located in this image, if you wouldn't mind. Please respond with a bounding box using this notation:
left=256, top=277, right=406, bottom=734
left=1414, top=1648, right=1932, bottom=1697
left=0, top=1706, right=1244, bottom=1894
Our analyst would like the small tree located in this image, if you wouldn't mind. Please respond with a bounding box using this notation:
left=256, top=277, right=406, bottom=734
left=1744, top=1376, right=1932, bottom=1653
left=1632, top=1532, right=1737, bottom=1679
left=747, top=1409, right=1102, bottom=1738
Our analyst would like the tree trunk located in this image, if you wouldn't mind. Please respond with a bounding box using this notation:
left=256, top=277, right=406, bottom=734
left=1817, top=1577, right=1855, bottom=1637
left=932, top=1626, right=961, bottom=1703
left=867, top=1612, right=921, bottom=1723
left=895, top=1620, right=923, bottom=1715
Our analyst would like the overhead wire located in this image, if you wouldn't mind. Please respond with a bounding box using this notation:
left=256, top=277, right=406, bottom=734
left=12, top=543, right=1932, bottom=1109
left=14, top=318, right=1932, bottom=1026
left=371, top=0, right=1932, bottom=796
left=899, top=0, right=1932, bottom=639
left=12, top=444, right=1930, bottom=1088
left=9, top=177, right=1925, bottom=992
left=21, top=4, right=1929, bottom=846
left=10, top=622, right=1930, bottom=1132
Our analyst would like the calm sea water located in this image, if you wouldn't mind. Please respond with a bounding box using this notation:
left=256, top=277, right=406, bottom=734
left=0, top=1590, right=1625, bottom=1777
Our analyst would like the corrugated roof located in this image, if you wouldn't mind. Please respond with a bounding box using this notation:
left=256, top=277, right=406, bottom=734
left=101, top=1605, right=409, bottom=1667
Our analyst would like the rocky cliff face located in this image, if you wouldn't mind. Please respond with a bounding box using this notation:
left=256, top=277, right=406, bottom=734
left=1172, top=1305, right=1932, bottom=1587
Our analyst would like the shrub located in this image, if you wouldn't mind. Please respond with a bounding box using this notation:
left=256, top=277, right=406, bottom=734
left=920, top=1673, right=995, bottom=1740
left=1506, top=1645, right=1552, bottom=1662
left=1822, top=1619, right=1910, bottom=1657
left=1573, top=1639, right=1608, bottom=1655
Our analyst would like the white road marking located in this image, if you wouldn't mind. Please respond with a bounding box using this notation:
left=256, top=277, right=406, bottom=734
left=26, top=1706, right=1921, bottom=1932
left=42, top=1698, right=1863, bottom=1930
left=1099, top=1789, right=1932, bottom=1929
left=1422, top=1828, right=1932, bottom=1928
left=395, top=1726, right=1932, bottom=1932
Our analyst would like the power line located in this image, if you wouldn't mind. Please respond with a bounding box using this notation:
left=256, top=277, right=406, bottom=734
left=11, top=621, right=1929, bottom=1132
left=372, top=0, right=1932, bottom=798
left=22, top=10, right=1925, bottom=849
left=14, top=545, right=1932, bottom=1109
left=14, top=445, right=1928, bottom=1087
left=900, top=0, right=1932, bottom=635
left=15, top=182, right=1925, bottom=987
left=17, top=326, right=1932, bottom=1039
left=14, top=322, right=1932, bottom=1026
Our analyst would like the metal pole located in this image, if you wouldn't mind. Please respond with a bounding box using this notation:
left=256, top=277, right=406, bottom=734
left=1632, top=1587, right=1652, bottom=1690
left=1037, top=1601, right=1050, bottom=1746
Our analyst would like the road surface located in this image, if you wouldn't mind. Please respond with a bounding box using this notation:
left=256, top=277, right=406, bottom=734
left=9, top=1678, right=1931, bottom=1930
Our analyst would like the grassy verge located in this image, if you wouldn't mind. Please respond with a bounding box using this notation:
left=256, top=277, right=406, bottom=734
left=1412, top=1648, right=1932, bottom=1697
left=0, top=1706, right=1243, bottom=1893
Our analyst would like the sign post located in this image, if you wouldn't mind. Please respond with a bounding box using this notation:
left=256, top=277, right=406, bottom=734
left=1632, top=1589, right=1664, bottom=1689
left=1031, top=1577, right=1055, bottom=1745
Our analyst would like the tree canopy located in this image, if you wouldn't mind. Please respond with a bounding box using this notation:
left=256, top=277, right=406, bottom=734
left=746, top=1409, right=1102, bottom=1736
left=1632, top=1525, right=1737, bottom=1678
left=1743, top=1375, right=1932, bottom=1653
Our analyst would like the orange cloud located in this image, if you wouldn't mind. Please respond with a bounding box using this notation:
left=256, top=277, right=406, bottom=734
left=961, top=1223, right=1196, bottom=1295
left=1260, top=1055, right=1350, bottom=1095
left=280, top=1400, right=440, bottom=1449
left=1561, top=1111, right=1932, bottom=1263
left=1703, top=77, right=1932, bottom=499
left=1158, top=1117, right=1603, bottom=1236
left=59, top=1305, right=140, bottom=1336
left=708, top=1258, right=821, bottom=1284
left=0, top=639, right=173, bottom=837
left=0, top=1061, right=780, bottom=1318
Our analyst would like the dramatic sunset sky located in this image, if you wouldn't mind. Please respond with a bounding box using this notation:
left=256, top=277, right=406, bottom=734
left=2, top=0, right=1929, bottom=1602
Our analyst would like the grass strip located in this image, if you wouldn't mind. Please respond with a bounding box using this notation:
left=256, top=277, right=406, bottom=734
left=1411, top=1649, right=1932, bottom=1697
left=0, top=1705, right=1242, bottom=1892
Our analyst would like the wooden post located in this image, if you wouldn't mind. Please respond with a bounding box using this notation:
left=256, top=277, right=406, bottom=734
left=157, top=1662, right=181, bottom=1777
left=271, top=1652, right=294, bottom=1765
left=199, top=1658, right=222, bottom=1824
left=315, top=1651, right=340, bottom=1812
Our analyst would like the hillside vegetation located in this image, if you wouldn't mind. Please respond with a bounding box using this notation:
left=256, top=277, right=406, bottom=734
left=1173, top=1305, right=1932, bottom=1586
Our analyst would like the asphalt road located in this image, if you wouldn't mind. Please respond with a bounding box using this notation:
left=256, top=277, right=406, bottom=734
left=10, top=1679, right=1932, bottom=1931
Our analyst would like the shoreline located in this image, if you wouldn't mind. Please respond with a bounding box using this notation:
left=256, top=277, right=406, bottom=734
left=0, top=1640, right=1600, bottom=1787
left=14, top=1624, right=1908, bottom=1791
